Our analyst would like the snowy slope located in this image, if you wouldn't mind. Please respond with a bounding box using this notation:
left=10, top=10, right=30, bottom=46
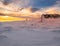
left=0, top=18, right=60, bottom=46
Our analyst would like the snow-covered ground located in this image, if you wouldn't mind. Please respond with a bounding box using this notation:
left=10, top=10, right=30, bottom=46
left=0, top=18, right=60, bottom=46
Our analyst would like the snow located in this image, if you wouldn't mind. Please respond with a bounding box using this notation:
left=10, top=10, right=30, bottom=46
left=0, top=18, right=60, bottom=46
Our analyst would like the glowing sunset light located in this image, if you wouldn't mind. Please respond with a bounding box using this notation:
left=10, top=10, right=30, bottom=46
left=0, top=16, right=26, bottom=22
left=2, top=16, right=9, bottom=18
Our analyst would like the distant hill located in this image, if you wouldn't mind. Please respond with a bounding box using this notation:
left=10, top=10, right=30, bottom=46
left=42, top=14, right=60, bottom=18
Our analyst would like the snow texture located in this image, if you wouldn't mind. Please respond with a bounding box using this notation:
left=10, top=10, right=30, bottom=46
left=0, top=18, right=60, bottom=46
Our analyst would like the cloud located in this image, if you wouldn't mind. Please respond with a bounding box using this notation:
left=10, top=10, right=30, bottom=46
left=8, top=0, right=30, bottom=7
left=34, top=0, right=60, bottom=15
left=0, top=0, right=30, bottom=11
left=44, top=0, right=60, bottom=14
left=0, top=0, right=60, bottom=18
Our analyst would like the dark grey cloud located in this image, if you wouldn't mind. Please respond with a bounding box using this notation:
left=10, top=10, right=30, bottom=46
left=3, top=0, right=13, bottom=5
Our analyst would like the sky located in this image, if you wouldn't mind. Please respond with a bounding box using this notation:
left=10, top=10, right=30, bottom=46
left=0, top=0, right=59, bottom=8
left=0, top=0, right=60, bottom=14
left=30, top=0, right=58, bottom=8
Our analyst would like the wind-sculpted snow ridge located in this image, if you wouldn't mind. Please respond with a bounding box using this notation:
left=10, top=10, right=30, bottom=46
left=0, top=18, right=60, bottom=34
left=0, top=18, right=60, bottom=32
